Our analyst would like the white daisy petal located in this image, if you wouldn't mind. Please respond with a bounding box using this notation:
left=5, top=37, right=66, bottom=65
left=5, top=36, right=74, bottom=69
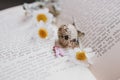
left=70, top=57, right=89, bottom=67
left=74, top=48, right=82, bottom=52
left=83, top=47, right=93, bottom=53
left=32, top=22, right=55, bottom=42
left=33, top=8, right=53, bottom=25
left=61, top=46, right=95, bottom=67
left=86, top=52, right=95, bottom=59
left=33, top=8, right=49, bottom=14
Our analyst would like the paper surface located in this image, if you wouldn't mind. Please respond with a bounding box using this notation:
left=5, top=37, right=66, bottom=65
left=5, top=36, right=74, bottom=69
left=58, top=0, right=120, bottom=80
left=0, top=6, right=96, bottom=80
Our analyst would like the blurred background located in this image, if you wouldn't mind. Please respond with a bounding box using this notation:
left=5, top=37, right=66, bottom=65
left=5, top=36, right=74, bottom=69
left=0, top=0, right=34, bottom=10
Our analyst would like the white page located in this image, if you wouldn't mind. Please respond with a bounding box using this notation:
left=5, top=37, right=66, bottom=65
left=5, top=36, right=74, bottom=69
left=0, top=6, right=96, bottom=80
left=58, top=0, right=120, bottom=80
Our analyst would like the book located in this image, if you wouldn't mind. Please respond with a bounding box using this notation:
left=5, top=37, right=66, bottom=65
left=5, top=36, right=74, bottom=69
left=1, top=0, right=120, bottom=79
left=58, top=0, right=120, bottom=80
left=0, top=5, right=96, bottom=80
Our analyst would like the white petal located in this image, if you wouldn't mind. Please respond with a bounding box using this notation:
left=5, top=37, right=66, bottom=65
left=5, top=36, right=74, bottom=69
left=33, top=8, right=49, bottom=14
left=33, top=8, right=53, bottom=25
left=36, top=21, right=45, bottom=29
left=74, top=48, right=82, bottom=52
left=71, top=59, right=90, bottom=67
left=86, top=52, right=95, bottom=59
left=83, top=48, right=93, bottom=53
left=46, top=13, right=53, bottom=25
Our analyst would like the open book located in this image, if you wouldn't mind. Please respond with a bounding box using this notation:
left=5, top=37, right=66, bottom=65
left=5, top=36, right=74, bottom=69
left=0, top=5, right=95, bottom=80
left=57, top=0, right=120, bottom=80
left=0, top=0, right=120, bottom=80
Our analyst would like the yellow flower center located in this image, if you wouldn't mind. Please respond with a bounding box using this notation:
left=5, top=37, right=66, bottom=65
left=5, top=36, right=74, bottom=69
left=76, top=51, right=87, bottom=61
left=38, top=28, right=48, bottom=39
left=36, top=14, right=47, bottom=23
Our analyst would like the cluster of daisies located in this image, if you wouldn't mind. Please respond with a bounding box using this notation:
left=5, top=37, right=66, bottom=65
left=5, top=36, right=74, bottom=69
left=23, top=1, right=95, bottom=67
left=34, top=8, right=54, bottom=40
left=36, top=9, right=54, bottom=40
left=23, top=2, right=57, bottom=40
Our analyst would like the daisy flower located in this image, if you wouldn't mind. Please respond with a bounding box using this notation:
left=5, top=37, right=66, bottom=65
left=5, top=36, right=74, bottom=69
left=33, top=8, right=53, bottom=25
left=37, top=23, right=52, bottom=39
left=65, top=47, right=95, bottom=67
left=34, top=22, right=56, bottom=41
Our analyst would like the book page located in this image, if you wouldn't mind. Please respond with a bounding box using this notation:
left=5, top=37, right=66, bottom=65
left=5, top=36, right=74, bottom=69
left=58, top=0, right=120, bottom=80
left=0, top=6, right=96, bottom=80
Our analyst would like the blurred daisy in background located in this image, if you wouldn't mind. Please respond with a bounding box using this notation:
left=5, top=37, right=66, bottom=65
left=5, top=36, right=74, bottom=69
left=33, top=8, right=53, bottom=25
